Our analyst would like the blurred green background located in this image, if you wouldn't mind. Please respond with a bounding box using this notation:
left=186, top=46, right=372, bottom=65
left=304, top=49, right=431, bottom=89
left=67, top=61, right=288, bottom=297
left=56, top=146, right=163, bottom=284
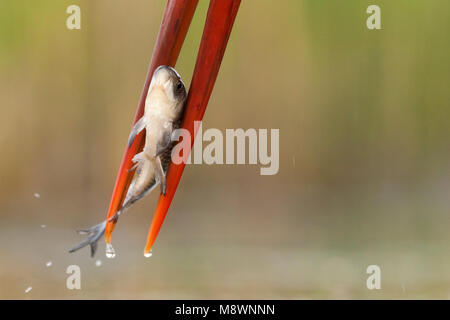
left=0, top=0, right=449, bottom=299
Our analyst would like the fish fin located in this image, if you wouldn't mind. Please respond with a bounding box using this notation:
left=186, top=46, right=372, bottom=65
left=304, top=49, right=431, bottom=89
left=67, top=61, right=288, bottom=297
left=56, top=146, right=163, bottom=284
left=128, top=163, right=138, bottom=173
left=156, top=156, right=166, bottom=195
left=132, top=151, right=146, bottom=164
left=128, top=152, right=146, bottom=172
left=156, top=121, right=173, bottom=156
left=90, top=241, right=98, bottom=258
left=69, top=221, right=106, bottom=257
left=128, top=117, right=146, bottom=148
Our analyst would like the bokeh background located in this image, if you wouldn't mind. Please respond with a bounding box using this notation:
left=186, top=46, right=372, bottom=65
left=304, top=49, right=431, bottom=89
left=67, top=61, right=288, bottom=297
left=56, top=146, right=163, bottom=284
left=1, top=0, right=449, bottom=299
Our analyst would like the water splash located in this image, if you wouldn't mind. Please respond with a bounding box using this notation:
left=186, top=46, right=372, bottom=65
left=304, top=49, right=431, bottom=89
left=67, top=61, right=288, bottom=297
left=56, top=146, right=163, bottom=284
left=34, top=193, right=40, bottom=198
left=25, top=286, right=32, bottom=293
left=106, top=243, right=116, bottom=259
left=95, top=259, right=102, bottom=267
left=46, top=261, right=52, bottom=267
left=144, top=250, right=153, bottom=258
left=40, top=224, right=46, bottom=229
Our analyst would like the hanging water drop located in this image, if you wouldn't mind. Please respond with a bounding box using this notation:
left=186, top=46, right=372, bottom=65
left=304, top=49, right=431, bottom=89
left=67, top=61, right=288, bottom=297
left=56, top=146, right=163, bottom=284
left=25, top=286, right=32, bottom=293
left=95, top=259, right=102, bottom=267
left=144, top=250, right=153, bottom=258
left=46, top=261, right=52, bottom=267
left=106, top=243, right=116, bottom=259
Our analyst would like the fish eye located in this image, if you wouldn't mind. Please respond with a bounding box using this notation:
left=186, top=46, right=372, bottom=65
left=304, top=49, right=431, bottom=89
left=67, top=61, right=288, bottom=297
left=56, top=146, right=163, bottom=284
left=171, top=77, right=185, bottom=100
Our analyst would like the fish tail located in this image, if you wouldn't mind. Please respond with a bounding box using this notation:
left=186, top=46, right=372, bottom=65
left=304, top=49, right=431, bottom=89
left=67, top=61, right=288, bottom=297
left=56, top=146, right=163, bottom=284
left=69, top=220, right=106, bottom=257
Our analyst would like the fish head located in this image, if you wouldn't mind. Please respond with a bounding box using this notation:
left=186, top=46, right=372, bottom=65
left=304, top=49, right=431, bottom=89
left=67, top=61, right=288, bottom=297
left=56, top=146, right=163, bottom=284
left=148, top=65, right=187, bottom=113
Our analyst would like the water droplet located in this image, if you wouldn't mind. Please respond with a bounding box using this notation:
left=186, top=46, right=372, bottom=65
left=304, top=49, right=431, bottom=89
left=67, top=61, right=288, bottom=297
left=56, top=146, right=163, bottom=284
left=40, top=224, right=46, bottom=229
left=144, top=250, right=153, bottom=258
left=95, top=259, right=102, bottom=267
left=46, top=261, right=52, bottom=267
left=34, top=193, right=40, bottom=198
left=25, top=286, right=32, bottom=293
left=105, top=243, right=116, bottom=259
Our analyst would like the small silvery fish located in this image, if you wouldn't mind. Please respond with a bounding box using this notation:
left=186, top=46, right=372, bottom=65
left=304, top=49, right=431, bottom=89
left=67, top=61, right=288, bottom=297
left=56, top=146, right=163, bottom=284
left=70, top=65, right=187, bottom=257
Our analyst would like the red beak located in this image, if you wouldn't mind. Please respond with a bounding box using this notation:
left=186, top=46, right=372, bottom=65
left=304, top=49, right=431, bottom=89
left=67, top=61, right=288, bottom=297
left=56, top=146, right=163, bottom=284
left=144, top=0, right=241, bottom=255
left=104, top=0, right=199, bottom=244
left=104, top=0, right=241, bottom=255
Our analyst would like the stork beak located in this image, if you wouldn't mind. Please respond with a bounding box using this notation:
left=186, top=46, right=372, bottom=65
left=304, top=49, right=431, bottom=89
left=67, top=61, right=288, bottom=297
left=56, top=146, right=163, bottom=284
left=104, top=0, right=199, bottom=244
left=143, top=0, right=242, bottom=255
left=104, top=0, right=241, bottom=254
